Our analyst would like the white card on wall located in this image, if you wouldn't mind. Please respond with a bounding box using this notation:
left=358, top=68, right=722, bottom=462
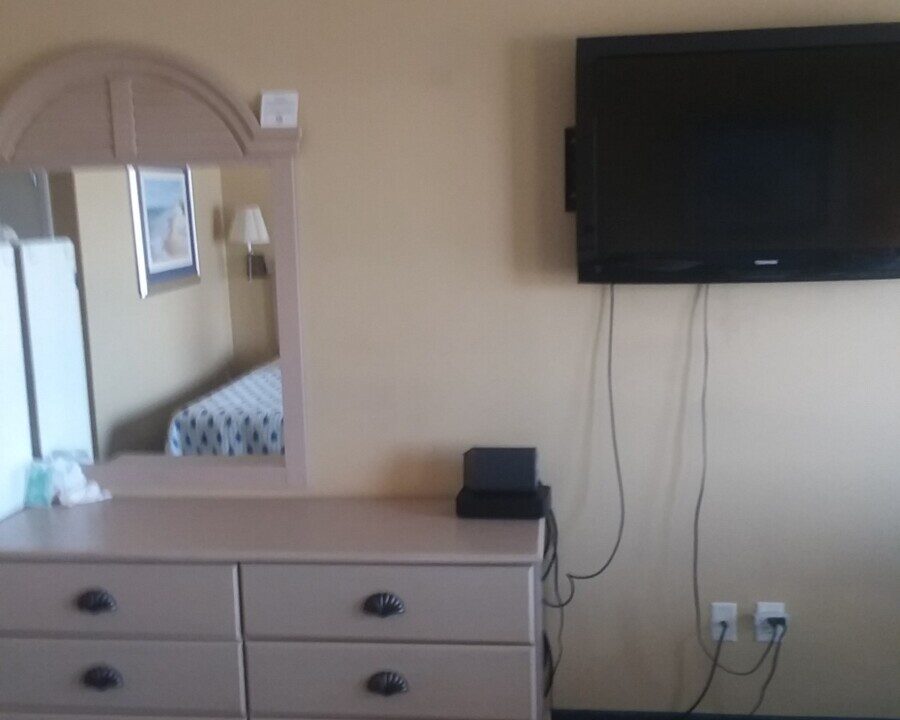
left=260, top=90, right=299, bottom=128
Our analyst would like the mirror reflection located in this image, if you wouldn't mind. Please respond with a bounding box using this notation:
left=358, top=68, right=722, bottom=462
left=0, top=163, right=283, bottom=464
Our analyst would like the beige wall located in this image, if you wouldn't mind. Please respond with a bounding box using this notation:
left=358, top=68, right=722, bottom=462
left=72, top=166, right=235, bottom=457
left=220, top=165, right=279, bottom=371
left=1, top=1, right=899, bottom=716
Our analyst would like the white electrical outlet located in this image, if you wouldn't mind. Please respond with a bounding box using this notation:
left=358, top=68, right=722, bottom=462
left=710, top=602, right=738, bottom=641
left=754, top=601, right=788, bottom=642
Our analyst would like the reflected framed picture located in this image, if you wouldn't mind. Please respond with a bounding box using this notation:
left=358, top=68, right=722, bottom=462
left=127, top=166, right=199, bottom=298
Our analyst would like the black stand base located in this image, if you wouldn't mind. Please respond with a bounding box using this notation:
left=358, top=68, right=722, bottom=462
left=456, top=483, right=550, bottom=520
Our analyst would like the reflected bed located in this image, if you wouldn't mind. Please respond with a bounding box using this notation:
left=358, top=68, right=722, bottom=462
left=166, top=361, right=284, bottom=457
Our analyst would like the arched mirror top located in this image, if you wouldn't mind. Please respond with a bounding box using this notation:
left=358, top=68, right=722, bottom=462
left=0, top=45, right=299, bottom=168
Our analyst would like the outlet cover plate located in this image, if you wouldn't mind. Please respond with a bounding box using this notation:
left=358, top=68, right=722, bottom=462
left=755, top=601, right=788, bottom=642
left=710, top=602, right=738, bottom=641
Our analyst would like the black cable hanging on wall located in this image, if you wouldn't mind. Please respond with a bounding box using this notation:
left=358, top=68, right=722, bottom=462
left=543, top=284, right=626, bottom=696
left=690, top=285, right=784, bottom=677
left=685, top=284, right=788, bottom=715
left=545, top=284, right=789, bottom=707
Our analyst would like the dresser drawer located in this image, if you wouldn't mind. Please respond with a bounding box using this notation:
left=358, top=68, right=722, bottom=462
left=0, top=715, right=237, bottom=720
left=0, top=562, right=239, bottom=639
left=0, top=639, right=244, bottom=716
left=246, top=641, right=536, bottom=719
left=242, top=563, right=534, bottom=643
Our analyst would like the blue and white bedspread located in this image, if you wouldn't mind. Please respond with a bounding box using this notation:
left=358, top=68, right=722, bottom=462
left=166, top=361, right=284, bottom=457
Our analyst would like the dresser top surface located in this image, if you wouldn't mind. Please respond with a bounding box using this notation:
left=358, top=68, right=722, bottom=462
left=0, top=497, right=544, bottom=565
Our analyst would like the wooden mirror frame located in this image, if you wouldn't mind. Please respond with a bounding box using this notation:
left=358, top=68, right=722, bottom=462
left=0, top=45, right=307, bottom=496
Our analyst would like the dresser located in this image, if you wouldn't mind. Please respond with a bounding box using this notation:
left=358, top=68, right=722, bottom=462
left=0, top=497, right=544, bottom=720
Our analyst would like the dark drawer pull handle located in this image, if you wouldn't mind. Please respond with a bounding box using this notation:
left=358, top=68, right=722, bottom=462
left=82, top=665, right=124, bottom=691
left=367, top=670, right=409, bottom=696
left=363, top=592, right=405, bottom=618
left=76, top=589, right=117, bottom=614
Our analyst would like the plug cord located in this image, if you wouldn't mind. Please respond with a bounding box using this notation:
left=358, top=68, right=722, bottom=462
left=541, top=287, right=626, bottom=699
left=544, top=283, right=626, bottom=611
left=542, top=507, right=567, bottom=697
left=683, top=619, right=786, bottom=716
left=682, top=620, right=728, bottom=715
left=749, top=621, right=787, bottom=715
left=542, top=632, right=555, bottom=698
left=691, top=285, right=782, bottom=677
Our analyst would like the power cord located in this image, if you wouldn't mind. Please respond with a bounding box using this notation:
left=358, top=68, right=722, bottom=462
left=542, top=285, right=626, bottom=696
left=569, top=283, right=626, bottom=584
left=544, top=284, right=789, bottom=706
left=542, top=508, right=567, bottom=697
left=690, top=284, right=780, bottom=677
left=749, top=620, right=787, bottom=715
left=542, top=632, right=555, bottom=697
left=682, top=617, right=787, bottom=716
left=544, top=284, right=789, bottom=705
left=544, top=283, right=626, bottom=611
left=682, top=620, right=728, bottom=715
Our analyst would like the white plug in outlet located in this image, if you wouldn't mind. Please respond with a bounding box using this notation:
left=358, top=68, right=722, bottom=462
left=754, top=601, right=788, bottom=642
left=710, top=602, right=738, bottom=641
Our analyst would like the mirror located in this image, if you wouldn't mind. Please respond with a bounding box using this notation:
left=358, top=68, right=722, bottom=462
left=0, top=162, right=284, bottom=464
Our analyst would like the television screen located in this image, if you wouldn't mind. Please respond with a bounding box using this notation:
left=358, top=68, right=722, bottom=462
left=576, top=24, right=900, bottom=283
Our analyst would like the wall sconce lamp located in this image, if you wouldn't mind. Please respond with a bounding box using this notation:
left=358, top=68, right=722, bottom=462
left=228, top=205, right=270, bottom=279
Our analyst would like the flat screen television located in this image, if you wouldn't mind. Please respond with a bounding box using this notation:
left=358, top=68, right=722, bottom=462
left=575, top=23, right=900, bottom=283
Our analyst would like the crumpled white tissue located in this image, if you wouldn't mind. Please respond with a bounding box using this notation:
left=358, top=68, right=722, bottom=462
left=25, top=453, right=111, bottom=507
left=55, top=457, right=111, bottom=506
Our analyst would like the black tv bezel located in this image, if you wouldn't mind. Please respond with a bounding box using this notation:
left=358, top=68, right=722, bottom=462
left=576, top=22, right=900, bottom=284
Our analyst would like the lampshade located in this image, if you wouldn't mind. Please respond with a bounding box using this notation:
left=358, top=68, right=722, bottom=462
left=228, top=205, right=270, bottom=246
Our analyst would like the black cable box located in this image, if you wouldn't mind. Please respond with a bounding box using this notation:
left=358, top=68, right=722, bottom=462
left=456, top=483, right=550, bottom=520
left=464, top=447, right=537, bottom=493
